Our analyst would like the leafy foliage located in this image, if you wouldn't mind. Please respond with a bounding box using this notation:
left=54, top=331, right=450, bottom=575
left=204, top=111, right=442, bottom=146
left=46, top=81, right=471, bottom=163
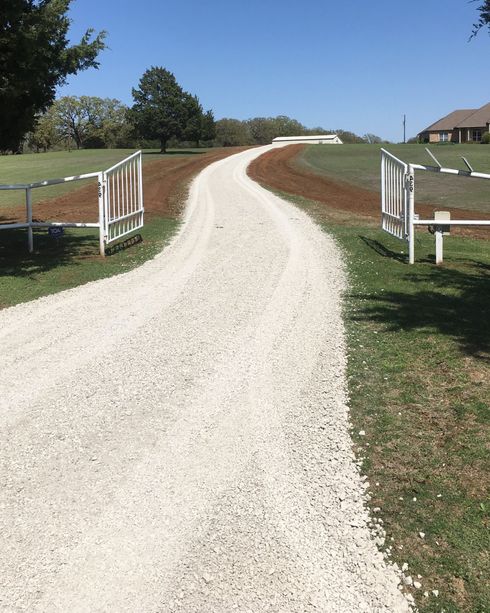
left=0, top=0, right=106, bottom=152
left=471, top=0, right=490, bottom=37
left=28, top=96, right=132, bottom=151
left=215, top=119, right=252, bottom=147
left=215, top=115, right=370, bottom=147
left=129, top=67, right=214, bottom=152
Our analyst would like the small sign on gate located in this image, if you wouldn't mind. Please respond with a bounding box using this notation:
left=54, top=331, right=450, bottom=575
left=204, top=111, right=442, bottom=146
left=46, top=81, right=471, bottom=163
left=48, top=226, right=64, bottom=239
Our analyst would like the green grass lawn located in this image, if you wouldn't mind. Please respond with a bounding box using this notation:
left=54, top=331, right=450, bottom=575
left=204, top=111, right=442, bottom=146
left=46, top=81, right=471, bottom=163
left=338, top=225, right=490, bottom=613
left=0, top=148, right=212, bottom=207
left=298, top=144, right=490, bottom=213
left=259, top=146, right=490, bottom=612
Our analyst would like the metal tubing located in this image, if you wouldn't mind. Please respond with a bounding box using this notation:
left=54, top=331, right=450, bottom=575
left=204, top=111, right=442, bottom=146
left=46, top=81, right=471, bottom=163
left=28, top=171, right=100, bottom=189
left=425, top=148, right=442, bottom=168
left=435, top=230, right=444, bottom=265
left=106, top=210, right=142, bottom=225
left=0, top=222, right=30, bottom=230
left=30, top=222, right=100, bottom=228
left=407, top=165, right=415, bottom=265
left=0, top=151, right=144, bottom=252
left=413, top=219, right=490, bottom=226
left=410, top=163, right=490, bottom=180
left=103, top=150, right=142, bottom=174
left=26, top=188, right=34, bottom=253
left=98, top=172, right=106, bottom=256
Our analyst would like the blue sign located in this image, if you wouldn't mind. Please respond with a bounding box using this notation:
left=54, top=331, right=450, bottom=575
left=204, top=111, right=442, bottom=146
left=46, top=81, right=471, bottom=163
left=48, top=226, right=64, bottom=238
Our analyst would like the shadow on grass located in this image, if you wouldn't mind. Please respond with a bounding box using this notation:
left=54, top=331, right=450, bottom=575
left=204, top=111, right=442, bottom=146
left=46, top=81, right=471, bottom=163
left=360, top=236, right=407, bottom=263
left=0, top=228, right=98, bottom=278
left=352, top=260, right=490, bottom=360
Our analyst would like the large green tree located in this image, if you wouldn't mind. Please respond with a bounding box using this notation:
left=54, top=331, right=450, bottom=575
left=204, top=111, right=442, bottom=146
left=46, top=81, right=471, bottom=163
left=130, top=67, right=192, bottom=153
left=46, top=96, right=130, bottom=149
left=215, top=118, right=251, bottom=147
left=0, top=0, right=106, bottom=152
left=183, top=96, right=216, bottom=146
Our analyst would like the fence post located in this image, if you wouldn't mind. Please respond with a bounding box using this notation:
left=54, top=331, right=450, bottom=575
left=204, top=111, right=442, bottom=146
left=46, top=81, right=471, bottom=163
left=435, top=229, right=444, bottom=265
left=407, top=164, right=415, bottom=264
left=97, top=172, right=106, bottom=256
left=137, top=151, right=144, bottom=219
left=26, top=187, right=34, bottom=253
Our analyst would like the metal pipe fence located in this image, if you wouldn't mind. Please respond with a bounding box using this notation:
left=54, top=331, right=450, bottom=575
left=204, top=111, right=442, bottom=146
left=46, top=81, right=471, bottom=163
left=0, top=151, right=143, bottom=256
left=380, top=148, right=490, bottom=264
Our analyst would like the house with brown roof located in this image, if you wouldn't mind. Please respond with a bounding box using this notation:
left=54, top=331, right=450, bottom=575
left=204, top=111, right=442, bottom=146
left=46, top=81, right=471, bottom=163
left=419, top=102, right=490, bottom=143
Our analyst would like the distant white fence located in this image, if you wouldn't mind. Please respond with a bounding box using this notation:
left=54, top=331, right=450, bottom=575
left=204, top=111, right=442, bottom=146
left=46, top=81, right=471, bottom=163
left=0, top=151, right=144, bottom=256
left=381, top=148, right=490, bottom=264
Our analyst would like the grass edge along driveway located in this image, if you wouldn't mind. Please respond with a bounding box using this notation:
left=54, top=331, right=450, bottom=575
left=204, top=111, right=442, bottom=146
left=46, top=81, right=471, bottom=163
left=248, top=148, right=489, bottom=613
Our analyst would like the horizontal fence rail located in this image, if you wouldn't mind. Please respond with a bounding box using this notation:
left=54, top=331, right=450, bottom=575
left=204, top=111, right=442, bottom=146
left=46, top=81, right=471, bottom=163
left=0, top=151, right=143, bottom=256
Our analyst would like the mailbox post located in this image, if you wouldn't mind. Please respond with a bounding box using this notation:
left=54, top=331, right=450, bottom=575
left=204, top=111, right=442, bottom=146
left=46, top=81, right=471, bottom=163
left=432, top=211, right=451, bottom=265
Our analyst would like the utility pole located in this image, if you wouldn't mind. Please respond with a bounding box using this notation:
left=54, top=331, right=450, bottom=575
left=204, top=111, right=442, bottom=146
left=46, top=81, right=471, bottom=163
left=403, top=114, right=406, bottom=144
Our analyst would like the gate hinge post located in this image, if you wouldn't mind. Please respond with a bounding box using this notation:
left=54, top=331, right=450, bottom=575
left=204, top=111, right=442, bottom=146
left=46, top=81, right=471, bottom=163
left=404, top=172, right=415, bottom=192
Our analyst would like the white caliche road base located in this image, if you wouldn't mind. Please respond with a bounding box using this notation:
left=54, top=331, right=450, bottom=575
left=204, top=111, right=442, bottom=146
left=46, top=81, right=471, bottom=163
left=0, top=147, right=410, bottom=612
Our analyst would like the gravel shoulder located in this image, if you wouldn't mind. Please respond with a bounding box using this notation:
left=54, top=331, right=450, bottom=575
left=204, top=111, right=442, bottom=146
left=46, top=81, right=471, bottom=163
left=0, top=146, right=409, bottom=612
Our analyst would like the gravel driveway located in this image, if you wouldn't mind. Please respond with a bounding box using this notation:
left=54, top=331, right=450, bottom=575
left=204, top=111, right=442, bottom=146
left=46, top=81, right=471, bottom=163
left=0, top=146, right=409, bottom=612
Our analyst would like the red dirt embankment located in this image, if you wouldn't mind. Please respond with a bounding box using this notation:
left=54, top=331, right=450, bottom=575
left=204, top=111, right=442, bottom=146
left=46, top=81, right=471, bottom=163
left=248, top=145, right=490, bottom=238
left=2, top=148, right=249, bottom=225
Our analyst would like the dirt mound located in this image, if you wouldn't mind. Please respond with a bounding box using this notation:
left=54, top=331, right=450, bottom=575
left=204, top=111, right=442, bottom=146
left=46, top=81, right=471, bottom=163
left=248, top=145, right=490, bottom=238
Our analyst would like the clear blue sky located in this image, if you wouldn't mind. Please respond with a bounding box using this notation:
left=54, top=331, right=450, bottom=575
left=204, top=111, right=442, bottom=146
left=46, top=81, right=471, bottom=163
left=58, top=0, right=490, bottom=142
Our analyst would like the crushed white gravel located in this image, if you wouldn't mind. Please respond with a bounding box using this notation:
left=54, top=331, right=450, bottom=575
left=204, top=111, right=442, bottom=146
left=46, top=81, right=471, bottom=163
left=0, top=146, right=410, bottom=612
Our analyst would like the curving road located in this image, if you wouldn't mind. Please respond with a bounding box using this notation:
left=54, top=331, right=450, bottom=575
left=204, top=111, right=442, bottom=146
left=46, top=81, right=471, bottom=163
left=0, top=146, right=409, bottom=612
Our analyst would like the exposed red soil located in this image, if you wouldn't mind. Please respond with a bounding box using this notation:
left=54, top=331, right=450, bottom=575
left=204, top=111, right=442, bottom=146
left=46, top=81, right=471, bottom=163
left=248, top=145, right=490, bottom=239
left=1, top=147, right=249, bottom=225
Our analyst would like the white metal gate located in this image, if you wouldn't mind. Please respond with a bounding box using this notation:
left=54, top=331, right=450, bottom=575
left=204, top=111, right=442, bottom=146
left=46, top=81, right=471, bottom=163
left=381, top=148, right=490, bottom=264
left=101, top=150, right=144, bottom=247
left=0, top=150, right=144, bottom=256
left=381, top=148, right=410, bottom=240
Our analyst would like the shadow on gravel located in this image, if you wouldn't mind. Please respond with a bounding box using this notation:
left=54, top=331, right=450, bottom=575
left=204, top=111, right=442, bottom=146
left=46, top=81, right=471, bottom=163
left=353, top=261, right=490, bottom=360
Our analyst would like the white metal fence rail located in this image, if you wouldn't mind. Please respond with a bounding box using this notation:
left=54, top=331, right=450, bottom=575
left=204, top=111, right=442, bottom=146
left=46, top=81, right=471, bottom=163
left=0, top=151, right=144, bottom=256
left=380, top=148, right=490, bottom=264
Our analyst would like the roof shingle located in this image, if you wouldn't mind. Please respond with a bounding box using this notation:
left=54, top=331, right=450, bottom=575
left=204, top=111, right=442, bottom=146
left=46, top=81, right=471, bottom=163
left=421, top=109, right=475, bottom=133
left=455, top=102, right=490, bottom=128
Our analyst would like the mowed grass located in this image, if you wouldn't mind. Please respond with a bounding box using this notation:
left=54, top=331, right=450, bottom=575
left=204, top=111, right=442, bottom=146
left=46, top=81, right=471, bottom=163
left=298, top=144, right=490, bottom=213
left=339, top=226, right=490, bottom=613
left=0, top=148, right=211, bottom=207
left=261, top=148, right=490, bottom=612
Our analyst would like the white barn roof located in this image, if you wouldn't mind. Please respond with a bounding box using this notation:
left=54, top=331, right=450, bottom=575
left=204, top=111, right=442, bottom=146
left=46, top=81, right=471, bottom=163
left=272, top=134, right=343, bottom=145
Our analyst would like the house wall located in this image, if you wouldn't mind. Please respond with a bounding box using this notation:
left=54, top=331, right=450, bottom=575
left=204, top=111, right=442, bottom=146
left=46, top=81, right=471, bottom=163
left=427, top=132, right=455, bottom=143
left=465, top=126, right=488, bottom=142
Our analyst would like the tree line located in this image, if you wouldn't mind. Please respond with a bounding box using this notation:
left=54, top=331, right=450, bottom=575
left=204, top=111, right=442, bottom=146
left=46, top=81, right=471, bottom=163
left=27, top=94, right=386, bottom=153
left=214, top=118, right=385, bottom=147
